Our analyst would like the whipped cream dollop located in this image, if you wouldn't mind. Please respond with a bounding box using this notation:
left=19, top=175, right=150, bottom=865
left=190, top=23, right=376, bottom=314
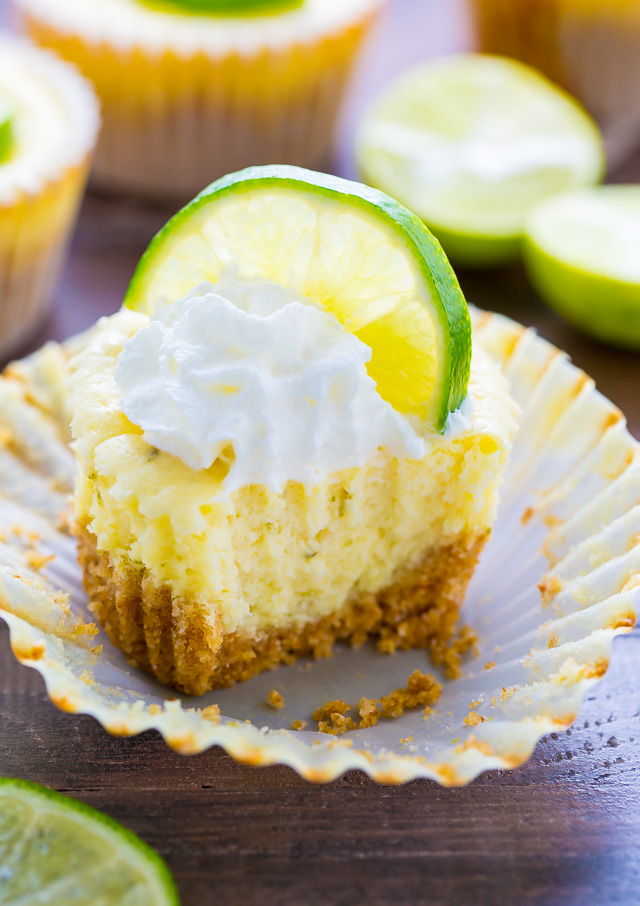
left=114, top=280, right=426, bottom=491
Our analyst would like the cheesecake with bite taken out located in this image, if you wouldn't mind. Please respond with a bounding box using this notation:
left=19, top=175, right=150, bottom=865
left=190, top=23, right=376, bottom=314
left=68, top=166, right=518, bottom=694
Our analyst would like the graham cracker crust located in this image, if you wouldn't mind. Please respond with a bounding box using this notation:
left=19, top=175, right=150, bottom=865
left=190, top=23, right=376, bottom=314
left=76, top=525, right=487, bottom=695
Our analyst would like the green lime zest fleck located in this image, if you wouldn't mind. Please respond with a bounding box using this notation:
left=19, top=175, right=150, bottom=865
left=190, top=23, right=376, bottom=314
left=0, top=96, right=15, bottom=164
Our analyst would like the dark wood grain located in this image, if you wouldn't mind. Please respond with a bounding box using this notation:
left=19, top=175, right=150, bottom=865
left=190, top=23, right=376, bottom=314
left=2, top=622, right=640, bottom=906
left=2, top=1, right=640, bottom=905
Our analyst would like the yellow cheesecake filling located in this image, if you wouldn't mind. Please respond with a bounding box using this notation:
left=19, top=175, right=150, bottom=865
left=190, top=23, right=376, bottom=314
left=69, top=302, right=518, bottom=640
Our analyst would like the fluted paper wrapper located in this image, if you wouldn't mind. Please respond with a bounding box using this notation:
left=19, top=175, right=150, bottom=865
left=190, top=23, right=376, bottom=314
left=0, top=164, right=91, bottom=359
left=20, top=9, right=380, bottom=200
left=0, top=308, right=638, bottom=785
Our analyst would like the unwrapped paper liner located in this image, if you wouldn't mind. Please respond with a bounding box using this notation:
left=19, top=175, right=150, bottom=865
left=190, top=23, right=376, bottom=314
left=0, top=306, right=638, bottom=785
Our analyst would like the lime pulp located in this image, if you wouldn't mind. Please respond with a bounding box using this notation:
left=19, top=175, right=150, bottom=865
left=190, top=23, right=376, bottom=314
left=0, top=778, right=180, bottom=906
left=524, top=185, right=640, bottom=348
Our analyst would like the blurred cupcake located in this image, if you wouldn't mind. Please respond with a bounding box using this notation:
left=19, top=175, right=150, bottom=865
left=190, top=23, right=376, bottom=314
left=467, top=0, right=640, bottom=164
left=13, top=0, right=384, bottom=199
left=0, top=35, right=99, bottom=359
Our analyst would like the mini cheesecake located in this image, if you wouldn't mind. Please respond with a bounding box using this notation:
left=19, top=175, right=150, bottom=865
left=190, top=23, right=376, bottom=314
left=68, top=284, right=517, bottom=695
left=0, top=35, right=99, bottom=357
left=14, top=0, right=384, bottom=198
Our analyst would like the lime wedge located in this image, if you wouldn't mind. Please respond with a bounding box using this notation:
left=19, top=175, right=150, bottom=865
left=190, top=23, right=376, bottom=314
left=524, top=185, right=640, bottom=348
left=138, top=0, right=303, bottom=15
left=124, top=165, right=471, bottom=432
left=0, top=96, right=14, bottom=164
left=0, top=778, right=179, bottom=905
left=356, top=54, right=605, bottom=267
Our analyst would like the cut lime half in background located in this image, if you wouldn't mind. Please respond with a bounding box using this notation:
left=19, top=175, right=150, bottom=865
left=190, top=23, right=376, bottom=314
left=0, top=778, right=179, bottom=905
left=356, top=54, right=605, bottom=267
left=124, top=164, right=472, bottom=432
left=524, top=185, right=640, bottom=349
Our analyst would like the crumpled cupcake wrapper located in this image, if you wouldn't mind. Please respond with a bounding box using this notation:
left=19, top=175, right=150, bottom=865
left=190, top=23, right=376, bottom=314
left=0, top=307, right=638, bottom=785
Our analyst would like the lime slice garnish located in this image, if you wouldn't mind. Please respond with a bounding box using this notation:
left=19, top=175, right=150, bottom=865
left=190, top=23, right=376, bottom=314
left=356, top=54, right=605, bottom=267
left=0, top=778, right=179, bottom=905
left=524, top=185, right=640, bottom=348
left=124, top=165, right=472, bottom=432
left=137, top=0, right=303, bottom=15
left=0, top=96, right=14, bottom=164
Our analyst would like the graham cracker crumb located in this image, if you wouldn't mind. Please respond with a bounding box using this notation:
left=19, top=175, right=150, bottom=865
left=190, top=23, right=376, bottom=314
left=202, top=704, right=221, bottom=724
left=379, top=670, right=442, bottom=719
left=313, top=700, right=356, bottom=735
left=431, top=624, right=479, bottom=680
left=315, top=670, right=442, bottom=735
left=319, top=714, right=357, bottom=736
left=357, top=697, right=380, bottom=729
left=484, top=661, right=495, bottom=671
left=56, top=509, right=75, bottom=535
left=538, top=575, right=563, bottom=606
left=291, top=720, right=308, bottom=731
left=25, top=551, right=55, bottom=571
left=455, top=734, right=493, bottom=756
left=267, top=689, right=284, bottom=710
left=464, top=710, right=486, bottom=727
left=521, top=507, right=534, bottom=525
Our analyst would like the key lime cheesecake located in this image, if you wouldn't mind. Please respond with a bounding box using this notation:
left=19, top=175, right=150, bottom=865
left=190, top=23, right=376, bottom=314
left=13, top=0, right=383, bottom=199
left=68, top=166, right=518, bottom=694
left=0, top=34, right=99, bottom=358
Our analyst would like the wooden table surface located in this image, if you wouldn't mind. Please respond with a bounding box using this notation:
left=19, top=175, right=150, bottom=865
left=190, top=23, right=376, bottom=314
left=2, top=2, right=640, bottom=904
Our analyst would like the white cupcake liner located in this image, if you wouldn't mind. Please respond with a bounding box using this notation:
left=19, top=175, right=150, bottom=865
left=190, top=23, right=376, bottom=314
left=0, top=308, right=638, bottom=785
left=15, top=0, right=382, bottom=199
left=89, top=57, right=361, bottom=199
left=0, top=165, right=93, bottom=360
left=13, top=0, right=385, bottom=57
left=0, top=37, right=100, bottom=357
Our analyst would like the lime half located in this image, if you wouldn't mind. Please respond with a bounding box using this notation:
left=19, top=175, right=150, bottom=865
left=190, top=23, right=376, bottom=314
left=0, top=96, right=14, bottom=164
left=125, top=165, right=472, bottom=432
left=138, top=0, right=303, bottom=15
left=525, top=185, right=640, bottom=348
left=356, top=54, right=605, bottom=267
left=0, top=778, right=179, bottom=905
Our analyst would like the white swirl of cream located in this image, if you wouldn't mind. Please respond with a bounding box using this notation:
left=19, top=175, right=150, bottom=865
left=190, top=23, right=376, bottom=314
left=114, top=280, right=426, bottom=491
